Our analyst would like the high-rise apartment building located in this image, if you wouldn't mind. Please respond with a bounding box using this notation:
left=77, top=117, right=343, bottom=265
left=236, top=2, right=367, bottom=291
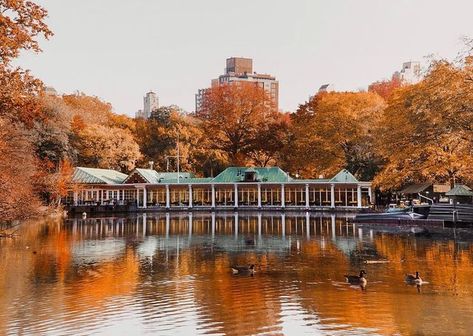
left=392, top=61, right=422, bottom=84
left=195, top=57, right=279, bottom=113
left=136, top=91, right=159, bottom=119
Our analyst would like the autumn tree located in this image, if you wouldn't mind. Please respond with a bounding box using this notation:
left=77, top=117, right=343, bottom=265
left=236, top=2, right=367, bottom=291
left=0, top=0, right=53, bottom=221
left=247, top=113, right=290, bottom=167
left=62, top=93, right=113, bottom=125
left=76, top=124, right=141, bottom=172
left=374, top=58, right=473, bottom=190
left=198, top=83, right=280, bottom=165
left=286, top=92, right=385, bottom=179
left=0, top=118, right=40, bottom=222
left=368, top=77, right=402, bottom=101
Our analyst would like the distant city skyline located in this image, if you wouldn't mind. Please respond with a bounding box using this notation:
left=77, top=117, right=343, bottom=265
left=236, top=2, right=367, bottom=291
left=15, top=0, right=473, bottom=116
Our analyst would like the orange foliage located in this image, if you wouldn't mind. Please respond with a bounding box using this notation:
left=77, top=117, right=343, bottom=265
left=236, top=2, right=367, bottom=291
left=198, top=83, right=281, bottom=165
left=286, top=91, right=385, bottom=179
left=0, top=118, right=40, bottom=222
left=368, top=77, right=402, bottom=101
left=374, top=59, right=473, bottom=189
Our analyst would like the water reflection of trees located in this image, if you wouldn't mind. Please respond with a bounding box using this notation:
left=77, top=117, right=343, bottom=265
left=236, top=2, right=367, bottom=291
left=2, top=214, right=473, bottom=334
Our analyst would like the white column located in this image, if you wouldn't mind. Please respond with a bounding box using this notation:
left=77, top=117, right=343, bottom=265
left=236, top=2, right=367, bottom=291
left=330, top=184, right=335, bottom=208
left=234, top=184, right=238, bottom=208
left=257, top=184, right=262, bottom=208
left=211, top=184, right=216, bottom=208
left=281, top=184, right=285, bottom=208
left=73, top=191, right=78, bottom=206
left=368, top=186, right=372, bottom=205
left=165, top=185, right=170, bottom=209
left=305, top=184, right=310, bottom=209
left=188, top=185, right=193, bottom=208
left=357, top=185, right=362, bottom=208
left=143, top=187, right=147, bottom=209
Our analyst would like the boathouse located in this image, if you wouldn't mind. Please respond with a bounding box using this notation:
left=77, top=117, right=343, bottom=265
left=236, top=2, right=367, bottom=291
left=65, top=167, right=372, bottom=211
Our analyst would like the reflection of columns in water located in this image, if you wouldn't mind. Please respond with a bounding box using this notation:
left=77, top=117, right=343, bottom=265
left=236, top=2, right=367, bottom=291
left=234, top=212, right=238, bottom=239
left=188, top=212, right=193, bottom=238
left=281, top=213, right=286, bottom=237
left=306, top=212, right=310, bottom=240
left=176, top=236, right=180, bottom=268
left=211, top=212, right=216, bottom=238
left=135, top=216, right=139, bottom=237
left=257, top=213, right=262, bottom=239
left=358, top=228, right=363, bottom=240
left=143, top=213, right=147, bottom=237
left=166, top=213, right=170, bottom=238
left=369, top=229, right=374, bottom=241
left=331, top=214, right=336, bottom=240
left=352, top=223, right=356, bottom=236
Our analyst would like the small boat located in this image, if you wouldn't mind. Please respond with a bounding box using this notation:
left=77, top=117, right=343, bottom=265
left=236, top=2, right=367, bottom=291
left=354, top=211, right=425, bottom=222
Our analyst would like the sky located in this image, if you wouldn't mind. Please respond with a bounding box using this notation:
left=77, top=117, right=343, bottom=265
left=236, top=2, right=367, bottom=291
left=16, top=0, right=473, bottom=116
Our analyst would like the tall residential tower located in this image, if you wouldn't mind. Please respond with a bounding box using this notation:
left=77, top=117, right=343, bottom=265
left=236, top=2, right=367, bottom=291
left=195, top=57, right=279, bottom=113
left=136, top=91, right=159, bottom=119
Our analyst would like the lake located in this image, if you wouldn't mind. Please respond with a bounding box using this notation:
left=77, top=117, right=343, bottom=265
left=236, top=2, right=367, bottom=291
left=1, top=212, right=473, bottom=335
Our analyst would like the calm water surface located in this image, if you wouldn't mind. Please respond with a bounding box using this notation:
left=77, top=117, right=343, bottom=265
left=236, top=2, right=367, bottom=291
left=1, top=212, right=473, bottom=335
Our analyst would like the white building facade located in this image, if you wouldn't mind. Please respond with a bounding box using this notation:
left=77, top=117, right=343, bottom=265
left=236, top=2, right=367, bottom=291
left=392, top=61, right=422, bottom=84
left=136, top=91, right=159, bottom=119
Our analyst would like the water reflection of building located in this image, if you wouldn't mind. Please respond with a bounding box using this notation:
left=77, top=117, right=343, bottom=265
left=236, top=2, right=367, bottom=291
left=65, top=166, right=372, bottom=212
left=5, top=215, right=473, bottom=335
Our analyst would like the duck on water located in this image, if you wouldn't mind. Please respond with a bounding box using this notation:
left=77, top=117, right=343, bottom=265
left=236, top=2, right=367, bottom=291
left=345, top=270, right=367, bottom=287
left=405, top=271, right=424, bottom=285
left=231, top=264, right=256, bottom=275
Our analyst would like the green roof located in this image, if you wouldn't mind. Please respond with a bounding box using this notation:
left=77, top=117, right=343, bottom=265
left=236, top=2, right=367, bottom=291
left=446, top=185, right=473, bottom=196
left=212, top=167, right=292, bottom=183
left=72, top=167, right=128, bottom=184
left=124, top=168, right=194, bottom=183
left=71, top=166, right=364, bottom=185
left=161, top=177, right=214, bottom=184
left=330, top=169, right=359, bottom=183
